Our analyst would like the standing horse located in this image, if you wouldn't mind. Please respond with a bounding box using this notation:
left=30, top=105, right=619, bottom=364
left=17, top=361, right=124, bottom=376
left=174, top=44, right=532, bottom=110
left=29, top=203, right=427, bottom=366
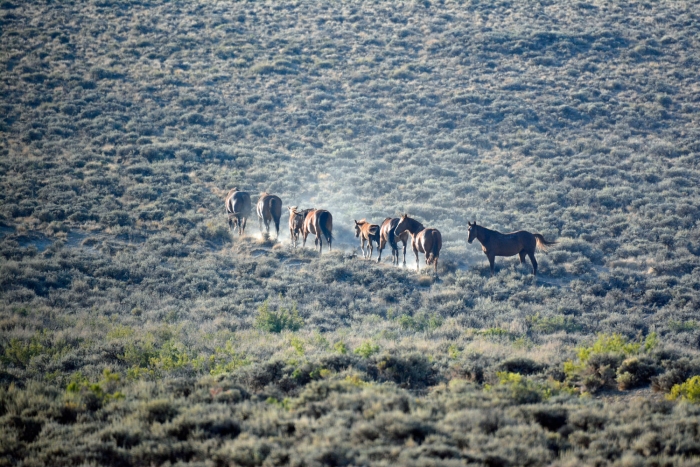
left=394, top=215, right=442, bottom=275
left=225, top=188, right=252, bottom=235
left=303, top=209, right=333, bottom=254
left=376, top=217, right=409, bottom=266
left=354, top=219, right=380, bottom=259
left=288, top=206, right=313, bottom=249
left=467, top=221, right=556, bottom=276
left=257, top=193, right=282, bottom=238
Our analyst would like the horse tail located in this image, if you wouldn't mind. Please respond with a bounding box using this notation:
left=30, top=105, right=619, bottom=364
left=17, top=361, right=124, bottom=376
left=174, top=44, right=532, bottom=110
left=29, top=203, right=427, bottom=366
left=269, top=196, right=282, bottom=232
left=534, top=234, right=557, bottom=251
left=319, top=211, right=333, bottom=244
left=428, top=231, right=441, bottom=264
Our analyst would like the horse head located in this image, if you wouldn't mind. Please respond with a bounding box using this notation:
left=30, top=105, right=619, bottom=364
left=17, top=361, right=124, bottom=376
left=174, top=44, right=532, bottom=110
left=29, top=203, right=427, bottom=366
left=394, top=214, right=410, bottom=237
left=467, top=221, right=477, bottom=243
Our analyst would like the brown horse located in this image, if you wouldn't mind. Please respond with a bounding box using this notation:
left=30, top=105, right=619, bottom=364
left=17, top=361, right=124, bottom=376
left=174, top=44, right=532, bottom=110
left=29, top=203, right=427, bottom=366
left=257, top=193, right=282, bottom=238
left=225, top=188, right=251, bottom=235
left=394, top=215, right=442, bottom=275
left=376, top=217, right=410, bottom=266
left=354, top=219, right=380, bottom=259
left=287, top=206, right=313, bottom=248
left=303, top=209, right=333, bottom=254
left=467, top=221, right=556, bottom=276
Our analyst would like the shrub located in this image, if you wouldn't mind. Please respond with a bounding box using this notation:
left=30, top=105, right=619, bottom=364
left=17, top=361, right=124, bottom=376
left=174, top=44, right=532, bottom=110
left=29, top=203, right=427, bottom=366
left=486, top=372, right=551, bottom=404
left=564, top=333, right=659, bottom=393
left=353, top=341, right=380, bottom=359
left=253, top=300, right=303, bottom=333
left=616, top=357, right=660, bottom=390
left=667, top=376, right=700, bottom=403
left=652, top=358, right=700, bottom=393
left=396, top=312, right=443, bottom=332
left=498, top=358, right=544, bottom=376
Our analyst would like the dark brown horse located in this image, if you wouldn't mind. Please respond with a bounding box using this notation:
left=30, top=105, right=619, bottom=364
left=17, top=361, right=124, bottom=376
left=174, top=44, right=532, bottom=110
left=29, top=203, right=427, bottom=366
left=287, top=206, right=313, bottom=248
left=257, top=193, right=282, bottom=238
left=303, top=209, right=333, bottom=254
left=394, top=215, right=442, bottom=275
left=467, top=221, right=556, bottom=276
left=354, top=219, right=380, bottom=259
left=376, top=217, right=409, bottom=266
left=225, top=188, right=251, bottom=235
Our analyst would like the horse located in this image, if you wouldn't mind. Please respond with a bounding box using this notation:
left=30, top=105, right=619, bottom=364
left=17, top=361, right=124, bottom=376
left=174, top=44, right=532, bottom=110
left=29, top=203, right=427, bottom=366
left=303, top=209, right=333, bottom=254
left=376, top=217, right=410, bottom=266
left=354, top=219, right=380, bottom=259
left=225, top=188, right=252, bottom=235
left=287, top=206, right=313, bottom=249
left=394, top=214, right=442, bottom=275
left=466, top=221, right=557, bottom=276
left=256, top=193, right=282, bottom=238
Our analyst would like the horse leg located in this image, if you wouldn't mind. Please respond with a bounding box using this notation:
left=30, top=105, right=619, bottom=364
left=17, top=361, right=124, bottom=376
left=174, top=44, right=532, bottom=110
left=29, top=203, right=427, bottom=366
left=402, top=241, right=407, bottom=267
left=368, top=240, right=374, bottom=260
left=259, top=216, right=263, bottom=234
left=414, top=246, right=420, bottom=272
left=302, top=231, right=308, bottom=247
left=519, top=251, right=526, bottom=265
left=434, top=256, right=439, bottom=276
left=487, top=254, right=496, bottom=276
left=528, top=252, right=538, bottom=276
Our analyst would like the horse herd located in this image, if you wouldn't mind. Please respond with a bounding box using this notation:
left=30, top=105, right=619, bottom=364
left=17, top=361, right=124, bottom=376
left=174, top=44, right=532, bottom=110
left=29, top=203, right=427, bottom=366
left=225, top=188, right=557, bottom=277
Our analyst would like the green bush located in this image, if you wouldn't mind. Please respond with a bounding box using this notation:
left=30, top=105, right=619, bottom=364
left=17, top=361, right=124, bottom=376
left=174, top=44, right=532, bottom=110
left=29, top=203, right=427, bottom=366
left=564, top=333, right=659, bottom=394
left=253, top=300, right=304, bottom=333
left=353, top=341, right=380, bottom=359
left=667, top=376, right=700, bottom=403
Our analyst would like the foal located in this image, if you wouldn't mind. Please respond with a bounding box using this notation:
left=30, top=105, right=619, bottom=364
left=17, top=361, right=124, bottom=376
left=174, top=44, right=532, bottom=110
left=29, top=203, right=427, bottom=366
left=394, top=215, right=442, bottom=275
left=467, top=221, right=556, bottom=276
left=354, top=219, right=380, bottom=259
left=287, top=206, right=312, bottom=248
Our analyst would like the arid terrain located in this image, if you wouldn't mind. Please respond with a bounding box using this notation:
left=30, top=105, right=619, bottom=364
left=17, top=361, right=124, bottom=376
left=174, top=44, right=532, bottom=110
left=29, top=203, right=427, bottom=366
left=1, top=1, right=700, bottom=465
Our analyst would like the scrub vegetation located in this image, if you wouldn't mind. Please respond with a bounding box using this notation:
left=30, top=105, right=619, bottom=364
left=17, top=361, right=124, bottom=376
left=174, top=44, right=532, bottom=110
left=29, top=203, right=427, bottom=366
left=2, top=0, right=700, bottom=465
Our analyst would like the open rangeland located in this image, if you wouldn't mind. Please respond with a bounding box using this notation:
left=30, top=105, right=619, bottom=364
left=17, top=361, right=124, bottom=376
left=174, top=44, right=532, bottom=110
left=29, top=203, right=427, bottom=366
left=1, top=1, right=700, bottom=466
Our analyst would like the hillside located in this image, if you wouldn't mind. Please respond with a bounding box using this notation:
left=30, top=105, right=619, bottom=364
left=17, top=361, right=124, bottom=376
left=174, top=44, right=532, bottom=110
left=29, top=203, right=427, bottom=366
left=2, top=1, right=700, bottom=465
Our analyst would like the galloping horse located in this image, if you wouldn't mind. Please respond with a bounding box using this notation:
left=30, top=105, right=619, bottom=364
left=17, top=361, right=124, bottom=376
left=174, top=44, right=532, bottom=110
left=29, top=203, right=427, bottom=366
left=256, top=193, right=282, bottom=238
left=376, top=217, right=409, bottom=266
left=303, top=209, right=333, bottom=254
left=354, top=219, right=380, bottom=259
left=287, top=206, right=313, bottom=249
left=467, top=222, right=556, bottom=276
left=394, top=215, right=442, bottom=275
left=225, top=188, right=252, bottom=235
